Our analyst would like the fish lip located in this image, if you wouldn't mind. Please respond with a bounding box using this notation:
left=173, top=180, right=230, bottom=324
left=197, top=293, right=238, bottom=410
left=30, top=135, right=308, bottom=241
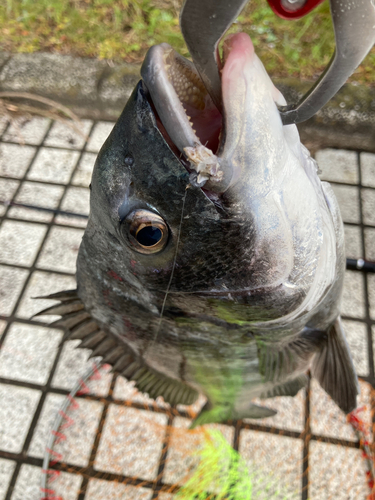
left=141, top=44, right=232, bottom=193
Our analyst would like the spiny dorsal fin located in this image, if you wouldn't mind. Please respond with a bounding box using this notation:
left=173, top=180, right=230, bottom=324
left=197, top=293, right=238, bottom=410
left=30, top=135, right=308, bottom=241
left=36, top=289, right=198, bottom=408
left=311, top=317, right=359, bottom=414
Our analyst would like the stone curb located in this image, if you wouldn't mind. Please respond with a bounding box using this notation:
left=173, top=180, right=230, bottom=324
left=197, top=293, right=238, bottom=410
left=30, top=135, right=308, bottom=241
left=0, top=51, right=374, bottom=153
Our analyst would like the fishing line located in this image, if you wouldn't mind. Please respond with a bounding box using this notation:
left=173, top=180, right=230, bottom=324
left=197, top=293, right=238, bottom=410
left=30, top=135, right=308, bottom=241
left=151, top=183, right=190, bottom=347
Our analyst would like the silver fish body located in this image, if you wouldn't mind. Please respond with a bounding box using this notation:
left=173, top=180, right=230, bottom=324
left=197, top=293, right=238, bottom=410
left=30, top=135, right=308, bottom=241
left=40, top=33, right=359, bottom=425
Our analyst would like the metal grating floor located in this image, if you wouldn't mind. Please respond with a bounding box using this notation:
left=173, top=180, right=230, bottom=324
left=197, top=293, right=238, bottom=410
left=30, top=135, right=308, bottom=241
left=0, top=115, right=375, bottom=500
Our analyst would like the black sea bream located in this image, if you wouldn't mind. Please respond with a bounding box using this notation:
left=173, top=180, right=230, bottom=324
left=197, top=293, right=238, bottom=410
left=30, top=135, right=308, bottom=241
left=39, top=33, right=359, bottom=426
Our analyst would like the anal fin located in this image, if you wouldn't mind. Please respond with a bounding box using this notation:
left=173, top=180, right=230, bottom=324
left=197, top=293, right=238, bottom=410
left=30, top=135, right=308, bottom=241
left=311, top=317, right=359, bottom=413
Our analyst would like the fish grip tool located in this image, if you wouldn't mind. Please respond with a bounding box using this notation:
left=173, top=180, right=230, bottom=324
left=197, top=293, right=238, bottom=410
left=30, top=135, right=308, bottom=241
left=180, top=0, right=375, bottom=124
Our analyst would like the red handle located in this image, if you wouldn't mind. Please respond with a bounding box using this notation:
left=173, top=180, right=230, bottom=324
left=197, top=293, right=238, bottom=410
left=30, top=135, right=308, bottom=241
left=266, top=0, right=326, bottom=19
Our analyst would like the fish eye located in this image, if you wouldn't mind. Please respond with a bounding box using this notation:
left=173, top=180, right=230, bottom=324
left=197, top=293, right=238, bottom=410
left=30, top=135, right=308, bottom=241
left=124, top=209, right=168, bottom=254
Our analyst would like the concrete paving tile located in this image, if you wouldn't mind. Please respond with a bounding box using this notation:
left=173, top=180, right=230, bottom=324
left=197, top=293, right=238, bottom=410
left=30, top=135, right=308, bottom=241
left=0, top=115, right=9, bottom=137
left=364, top=227, right=375, bottom=260
left=51, top=339, right=92, bottom=390
left=0, top=265, right=28, bottom=316
left=330, top=183, right=360, bottom=224
left=0, top=322, right=62, bottom=384
left=341, top=270, right=366, bottom=318
left=37, top=226, right=84, bottom=274
left=163, top=417, right=233, bottom=487
left=316, top=149, right=359, bottom=184
left=361, top=152, right=375, bottom=188
left=8, top=181, right=64, bottom=223
left=0, top=220, right=47, bottom=266
left=16, top=269, right=76, bottom=322
left=55, top=186, right=89, bottom=228
left=44, top=119, right=92, bottom=150
left=0, top=143, right=36, bottom=178
left=243, top=388, right=305, bottom=433
left=28, top=392, right=65, bottom=458
left=369, top=275, right=375, bottom=320
left=0, top=459, right=16, bottom=500
left=95, top=406, right=168, bottom=481
left=86, top=121, right=114, bottom=153
left=52, top=398, right=104, bottom=467
left=310, top=379, right=371, bottom=442
left=2, top=117, right=50, bottom=145
left=86, top=480, right=153, bottom=500
left=71, top=152, right=96, bottom=188
left=11, top=464, right=82, bottom=500
left=309, top=441, right=368, bottom=500
left=0, top=178, right=19, bottom=216
left=361, top=188, right=375, bottom=226
left=0, top=384, right=41, bottom=453
left=27, top=147, right=80, bottom=185
left=344, top=224, right=363, bottom=259
left=0, top=320, right=6, bottom=339
left=239, top=429, right=302, bottom=499
left=342, top=319, right=369, bottom=377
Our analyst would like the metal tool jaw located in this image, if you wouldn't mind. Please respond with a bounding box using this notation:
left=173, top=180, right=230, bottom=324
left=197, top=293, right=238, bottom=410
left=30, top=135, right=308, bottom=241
left=180, top=0, right=375, bottom=125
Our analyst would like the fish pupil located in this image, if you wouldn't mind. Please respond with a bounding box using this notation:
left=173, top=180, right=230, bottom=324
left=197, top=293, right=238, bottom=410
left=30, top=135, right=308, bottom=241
left=136, top=226, right=162, bottom=246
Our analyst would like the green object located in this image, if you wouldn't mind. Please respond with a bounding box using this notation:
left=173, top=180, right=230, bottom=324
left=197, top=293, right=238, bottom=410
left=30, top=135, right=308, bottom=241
left=175, top=429, right=253, bottom=500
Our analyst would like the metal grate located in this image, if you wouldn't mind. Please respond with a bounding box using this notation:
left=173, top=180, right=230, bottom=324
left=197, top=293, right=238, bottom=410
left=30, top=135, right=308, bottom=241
left=0, top=115, right=374, bottom=500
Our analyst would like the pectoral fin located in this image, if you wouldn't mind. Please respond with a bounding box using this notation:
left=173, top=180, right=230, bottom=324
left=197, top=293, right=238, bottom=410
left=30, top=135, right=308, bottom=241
left=260, top=374, right=308, bottom=399
left=311, top=317, right=359, bottom=413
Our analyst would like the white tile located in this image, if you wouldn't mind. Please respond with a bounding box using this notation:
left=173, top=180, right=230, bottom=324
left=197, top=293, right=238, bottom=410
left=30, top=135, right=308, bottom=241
left=369, top=275, right=375, bottom=321
left=86, top=480, right=153, bottom=500
left=71, top=152, right=96, bottom=188
left=330, top=184, right=360, bottom=224
left=317, top=149, right=359, bottom=184
left=0, top=265, right=28, bottom=316
left=55, top=186, right=89, bottom=228
left=8, top=181, right=64, bottom=223
left=164, top=417, right=233, bottom=487
left=51, top=398, right=104, bottom=467
left=243, top=388, right=305, bottom=433
left=310, top=379, right=371, bottom=442
left=361, top=152, right=375, bottom=188
left=95, top=406, right=167, bottom=480
left=2, top=117, right=50, bottom=145
left=341, top=270, right=366, bottom=318
left=37, top=226, right=83, bottom=273
left=44, top=119, right=92, bottom=150
left=239, top=429, right=302, bottom=499
left=0, top=322, right=62, bottom=384
left=0, top=459, right=16, bottom=500
left=361, top=188, right=375, bottom=226
left=11, top=464, right=82, bottom=500
left=344, top=224, right=363, bottom=259
left=0, top=143, right=36, bottom=178
left=51, top=341, right=111, bottom=395
left=309, top=441, right=368, bottom=500
left=16, top=270, right=76, bottom=322
left=27, top=147, right=80, bottom=184
left=28, top=393, right=65, bottom=459
left=86, top=122, right=114, bottom=153
left=0, top=178, right=19, bottom=216
left=0, top=320, right=6, bottom=339
left=0, top=384, right=41, bottom=453
left=0, top=220, right=47, bottom=266
left=364, top=227, right=375, bottom=261
left=342, top=319, right=369, bottom=377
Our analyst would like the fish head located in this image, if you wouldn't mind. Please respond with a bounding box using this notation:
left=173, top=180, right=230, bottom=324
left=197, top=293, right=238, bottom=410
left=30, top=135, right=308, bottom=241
left=78, top=33, right=337, bottom=331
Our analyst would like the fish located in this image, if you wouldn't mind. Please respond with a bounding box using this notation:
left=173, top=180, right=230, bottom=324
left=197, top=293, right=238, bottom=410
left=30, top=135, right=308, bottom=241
left=38, top=32, right=359, bottom=426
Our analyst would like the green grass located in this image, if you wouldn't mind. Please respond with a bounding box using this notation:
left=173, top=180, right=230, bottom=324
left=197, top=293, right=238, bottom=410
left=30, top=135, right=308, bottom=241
left=1, top=0, right=374, bottom=84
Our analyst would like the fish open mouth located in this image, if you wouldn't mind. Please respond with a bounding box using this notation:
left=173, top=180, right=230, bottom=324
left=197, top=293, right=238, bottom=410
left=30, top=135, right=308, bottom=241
left=141, top=34, right=254, bottom=192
